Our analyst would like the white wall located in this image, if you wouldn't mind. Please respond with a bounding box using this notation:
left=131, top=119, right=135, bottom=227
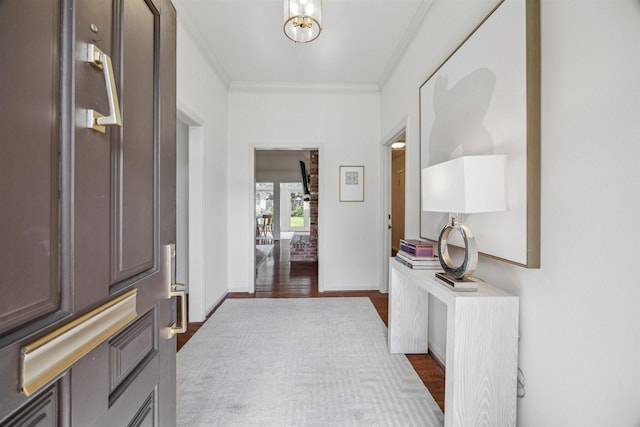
left=176, top=22, right=229, bottom=321
left=381, top=0, right=640, bottom=425
left=228, top=87, right=382, bottom=292
left=381, top=0, right=502, bottom=367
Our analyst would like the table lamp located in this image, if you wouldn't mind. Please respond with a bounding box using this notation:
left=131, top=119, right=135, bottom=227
left=421, top=155, right=507, bottom=285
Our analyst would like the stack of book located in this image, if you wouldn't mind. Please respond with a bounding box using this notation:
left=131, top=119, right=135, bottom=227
left=395, top=239, right=441, bottom=270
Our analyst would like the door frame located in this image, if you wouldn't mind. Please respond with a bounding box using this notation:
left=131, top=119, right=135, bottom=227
left=381, top=118, right=408, bottom=293
left=177, top=105, right=206, bottom=323
left=250, top=144, right=323, bottom=293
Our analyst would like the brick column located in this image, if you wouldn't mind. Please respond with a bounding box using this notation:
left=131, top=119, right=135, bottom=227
left=309, top=149, right=318, bottom=245
left=291, top=150, right=318, bottom=262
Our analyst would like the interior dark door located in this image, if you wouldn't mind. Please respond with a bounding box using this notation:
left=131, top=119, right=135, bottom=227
left=0, top=0, right=177, bottom=425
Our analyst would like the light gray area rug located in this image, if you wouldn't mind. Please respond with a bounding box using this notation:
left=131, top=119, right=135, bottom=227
left=177, top=298, right=443, bottom=426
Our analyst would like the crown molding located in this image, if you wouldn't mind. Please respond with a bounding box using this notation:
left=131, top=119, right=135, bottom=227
left=229, top=81, right=380, bottom=95
left=175, top=2, right=231, bottom=86
left=378, top=0, right=436, bottom=88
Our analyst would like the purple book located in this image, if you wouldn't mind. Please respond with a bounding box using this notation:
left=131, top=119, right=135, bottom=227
left=400, top=239, right=434, bottom=257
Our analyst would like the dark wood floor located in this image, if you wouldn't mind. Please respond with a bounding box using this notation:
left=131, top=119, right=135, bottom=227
left=177, top=239, right=446, bottom=411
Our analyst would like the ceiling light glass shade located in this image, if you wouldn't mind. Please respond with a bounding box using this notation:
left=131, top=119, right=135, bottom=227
left=284, top=0, right=322, bottom=43
left=391, top=141, right=406, bottom=149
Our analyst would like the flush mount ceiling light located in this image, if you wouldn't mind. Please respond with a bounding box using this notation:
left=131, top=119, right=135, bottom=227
left=284, top=0, right=322, bottom=43
left=391, top=137, right=406, bottom=149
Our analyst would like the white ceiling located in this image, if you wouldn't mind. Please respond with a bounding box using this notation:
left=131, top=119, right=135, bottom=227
left=173, top=0, right=434, bottom=88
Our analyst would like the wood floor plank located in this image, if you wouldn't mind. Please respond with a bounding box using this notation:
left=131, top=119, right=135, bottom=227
left=177, top=239, right=446, bottom=411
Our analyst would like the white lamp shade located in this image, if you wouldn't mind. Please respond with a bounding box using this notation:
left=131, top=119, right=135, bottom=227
left=421, top=155, right=507, bottom=214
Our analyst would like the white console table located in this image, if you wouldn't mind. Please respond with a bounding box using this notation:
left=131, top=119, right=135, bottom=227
left=389, top=258, right=519, bottom=427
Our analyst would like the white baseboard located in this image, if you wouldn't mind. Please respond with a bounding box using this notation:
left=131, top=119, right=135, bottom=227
left=321, top=284, right=380, bottom=292
left=428, top=340, right=446, bottom=368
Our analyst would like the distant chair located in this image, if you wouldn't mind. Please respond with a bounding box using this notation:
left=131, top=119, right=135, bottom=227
left=261, top=213, right=273, bottom=238
left=256, top=213, right=273, bottom=243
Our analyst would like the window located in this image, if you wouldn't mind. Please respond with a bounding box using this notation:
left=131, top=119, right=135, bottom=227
left=255, top=182, right=274, bottom=215
left=281, top=183, right=309, bottom=231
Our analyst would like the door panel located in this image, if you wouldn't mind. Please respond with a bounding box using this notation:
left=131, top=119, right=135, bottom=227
left=108, top=310, right=156, bottom=393
left=128, top=393, right=156, bottom=427
left=71, top=345, right=109, bottom=426
left=97, top=353, right=160, bottom=426
left=0, top=0, right=60, bottom=337
left=112, top=0, right=157, bottom=283
left=0, top=1, right=68, bottom=420
left=73, top=0, right=118, bottom=311
left=1, top=385, right=58, bottom=427
left=0, top=0, right=177, bottom=424
left=74, top=0, right=115, bottom=313
left=73, top=0, right=176, bottom=424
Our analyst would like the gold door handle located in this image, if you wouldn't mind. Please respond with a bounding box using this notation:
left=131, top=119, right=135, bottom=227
left=169, top=283, right=187, bottom=337
left=86, top=44, right=122, bottom=133
left=164, top=244, right=187, bottom=338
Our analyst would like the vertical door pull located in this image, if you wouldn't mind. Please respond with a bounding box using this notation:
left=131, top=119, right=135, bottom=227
left=164, top=244, right=187, bottom=338
left=86, top=44, right=122, bottom=133
left=169, top=283, right=187, bottom=337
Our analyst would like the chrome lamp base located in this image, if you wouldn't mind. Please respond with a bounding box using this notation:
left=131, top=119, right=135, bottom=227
left=437, top=217, right=478, bottom=280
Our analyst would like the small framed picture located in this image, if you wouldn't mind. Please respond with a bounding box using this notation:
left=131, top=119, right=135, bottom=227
left=339, top=166, right=364, bottom=202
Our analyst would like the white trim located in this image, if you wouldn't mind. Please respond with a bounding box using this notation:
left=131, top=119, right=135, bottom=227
left=381, top=117, right=409, bottom=293
left=382, top=118, right=409, bottom=148
left=230, top=81, right=379, bottom=95
left=378, top=0, right=436, bottom=88
left=251, top=143, right=324, bottom=293
left=177, top=106, right=207, bottom=322
left=175, top=6, right=231, bottom=86
left=188, top=125, right=205, bottom=320
left=177, top=101, right=204, bottom=126
left=249, top=145, right=257, bottom=293
left=322, top=284, right=381, bottom=292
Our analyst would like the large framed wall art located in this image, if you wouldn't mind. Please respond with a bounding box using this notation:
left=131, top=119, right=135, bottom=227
left=419, top=0, right=540, bottom=267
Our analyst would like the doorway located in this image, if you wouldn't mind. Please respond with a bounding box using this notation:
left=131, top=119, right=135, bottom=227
left=176, top=109, right=206, bottom=322
left=254, top=149, right=318, bottom=292
left=381, top=123, right=407, bottom=293
left=391, top=138, right=406, bottom=256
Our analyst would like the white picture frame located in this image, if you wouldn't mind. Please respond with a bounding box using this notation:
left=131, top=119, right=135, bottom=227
left=339, top=166, right=364, bottom=202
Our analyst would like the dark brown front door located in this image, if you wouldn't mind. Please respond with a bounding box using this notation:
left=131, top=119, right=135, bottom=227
left=0, top=0, right=177, bottom=425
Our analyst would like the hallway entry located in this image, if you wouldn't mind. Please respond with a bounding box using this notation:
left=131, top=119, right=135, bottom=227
left=255, top=240, right=318, bottom=296
left=254, top=149, right=319, bottom=291
left=391, top=140, right=406, bottom=255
